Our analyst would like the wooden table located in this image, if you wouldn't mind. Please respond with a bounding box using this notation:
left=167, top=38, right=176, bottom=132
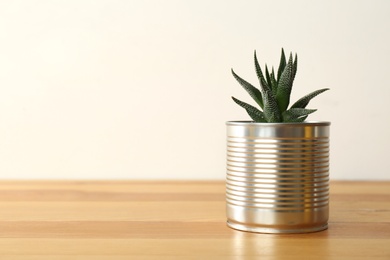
left=0, top=181, right=389, bottom=259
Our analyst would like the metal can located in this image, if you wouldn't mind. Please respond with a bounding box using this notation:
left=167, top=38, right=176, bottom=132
left=226, top=121, right=330, bottom=233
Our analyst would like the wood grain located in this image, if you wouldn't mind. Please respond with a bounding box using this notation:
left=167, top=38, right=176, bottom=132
left=0, top=181, right=389, bottom=259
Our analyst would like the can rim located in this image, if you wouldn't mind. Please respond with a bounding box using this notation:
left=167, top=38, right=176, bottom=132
left=226, top=121, right=331, bottom=126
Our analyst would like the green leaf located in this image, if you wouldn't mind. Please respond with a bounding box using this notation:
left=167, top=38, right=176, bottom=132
left=282, top=108, right=317, bottom=122
left=294, top=115, right=308, bottom=122
left=292, top=53, right=298, bottom=81
left=263, top=90, right=281, bottom=122
left=275, top=53, right=294, bottom=112
left=254, top=51, right=271, bottom=94
left=231, top=69, right=264, bottom=109
left=232, top=97, right=266, bottom=122
left=266, top=65, right=278, bottom=96
left=265, top=64, right=272, bottom=89
left=290, top=88, right=329, bottom=109
left=231, top=49, right=329, bottom=123
left=277, top=48, right=286, bottom=82
left=270, top=67, right=278, bottom=96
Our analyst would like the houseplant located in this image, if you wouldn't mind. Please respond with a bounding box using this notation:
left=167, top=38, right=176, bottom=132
left=226, top=49, right=330, bottom=233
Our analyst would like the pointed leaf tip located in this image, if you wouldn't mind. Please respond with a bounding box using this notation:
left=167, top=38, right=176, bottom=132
left=231, top=68, right=264, bottom=108
left=290, top=88, right=329, bottom=109
left=277, top=48, right=287, bottom=82
left=232, top=96, right=266, bottom=122
left=254, top=51, right=271, bottom=94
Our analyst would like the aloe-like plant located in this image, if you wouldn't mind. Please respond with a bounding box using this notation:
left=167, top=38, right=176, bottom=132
left=231, top=49, right=329, bottom=122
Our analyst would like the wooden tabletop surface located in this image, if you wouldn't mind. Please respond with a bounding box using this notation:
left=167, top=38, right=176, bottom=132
left=0, top=180, right=389, bottom=259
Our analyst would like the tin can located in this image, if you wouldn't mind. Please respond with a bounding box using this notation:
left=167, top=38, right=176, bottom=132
left=226, top=121, right=330, bottom=233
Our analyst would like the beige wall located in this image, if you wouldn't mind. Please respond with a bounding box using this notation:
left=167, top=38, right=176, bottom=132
left=0, top=0, right=389, bottom=179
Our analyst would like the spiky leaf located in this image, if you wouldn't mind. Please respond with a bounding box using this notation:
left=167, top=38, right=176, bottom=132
left=232, top=97, right=266, bottom=122
left=231, top=69, right=263, bottom=108
left=254, top=51, right=271, bottom=94
left=266, top=65, right=278, bottom=96
left=294, top=115, right=308, bottom=122
left=282, top=108, right=317, bottom=122
left=270, top=68, right=278, bottom=96
left=292, top=53, right=298, bottom=81
left=275, top=53, right=294, bottom=112
left=231, top=49, right=329, bottom=123
left=290, top=88, right=329, bottom=109
left=263, top=90, right=281, bottom=122
left=265, top=65, right=272, bottom=90
left=277, top=48, right=286, bottom=82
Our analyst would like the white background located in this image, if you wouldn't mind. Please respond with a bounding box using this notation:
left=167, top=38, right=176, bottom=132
left=0, top=0, right=389, bottom=180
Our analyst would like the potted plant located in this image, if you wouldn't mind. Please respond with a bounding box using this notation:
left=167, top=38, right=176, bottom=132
left=226, top=49, right=330, bottom=233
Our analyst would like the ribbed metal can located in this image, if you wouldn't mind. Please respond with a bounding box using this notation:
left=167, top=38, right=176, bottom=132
left=226, top=121, right=330, bottom=233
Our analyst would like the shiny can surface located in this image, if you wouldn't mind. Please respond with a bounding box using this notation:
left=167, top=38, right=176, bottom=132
left=226, top=121, right=330, bottom=233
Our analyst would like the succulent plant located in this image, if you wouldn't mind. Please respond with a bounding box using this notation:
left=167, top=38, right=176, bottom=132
left=231, top=49, right=329, bottom=122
